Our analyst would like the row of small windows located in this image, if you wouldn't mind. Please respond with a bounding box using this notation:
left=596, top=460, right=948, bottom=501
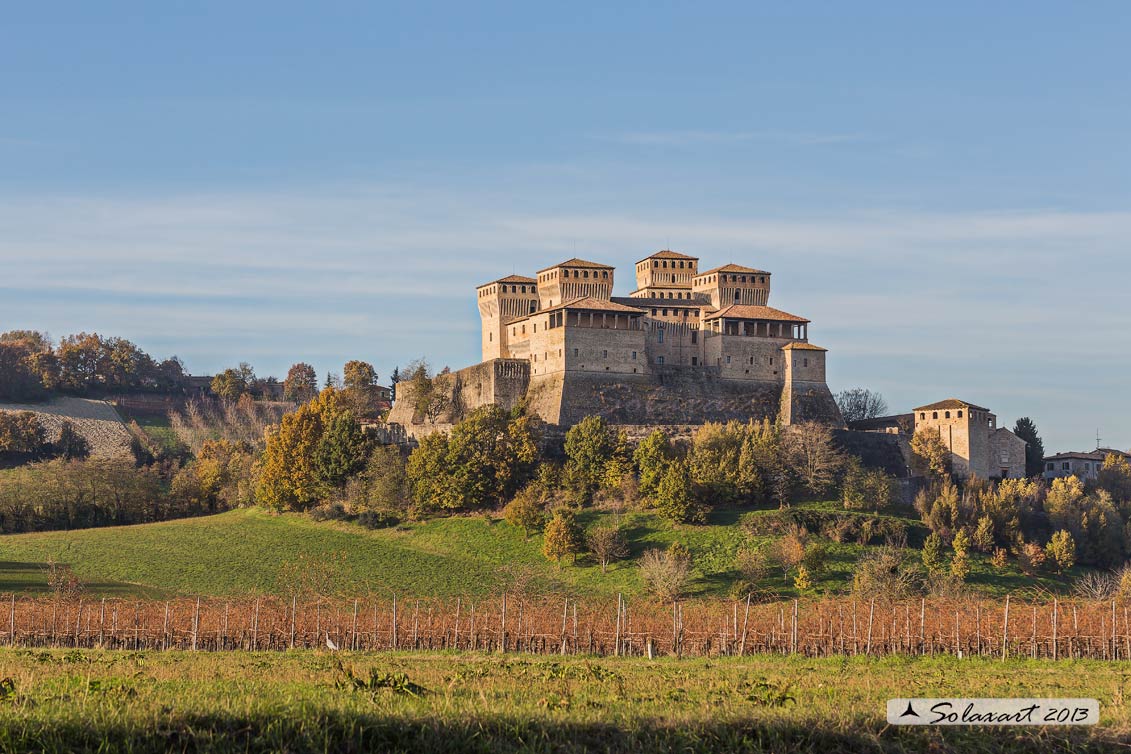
left=920, top=410, right=965, bottom=420
left=693, top=274, right=767, bottom=285
left=1047, top=461, right=1096, bottom=472
left=480, top=284, right=536, bottom=296
left=650, top=308, right=701, bottom=316
left=643, top=260, right=693, bottom=269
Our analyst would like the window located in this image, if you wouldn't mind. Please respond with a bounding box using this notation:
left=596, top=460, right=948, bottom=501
left=933, top=412, right=939, bottom=419
left=691, top=357, right=698, bottom=365
left=920, top=412, right=926, bottom=420
left=957, top=410, right=963, bottom=418
left=658, top=329, right=664, bottom=343
left=726, top=356, right=731, bottom=364
left=631, top=351, right=637, bottom=360
left=656, top=356, right=665, bottom=365
left=945, top=411, right=951, bottom=419
left=803, top=358, right=808, bottom=367
left=489, top=332, right=493, bottom=341
left=691, top=331, right=698, bottom=344
left=651, top=309, right=657, bottom=315
left=602, top=350, right=608, bottom=358
left=662, top=309, right=669, bottom=316
left=1062, top=462, right=1070, bottom=470
left=1046, top=463, right=1054, bottom=471
left=573, top=348, right=578, bottom=357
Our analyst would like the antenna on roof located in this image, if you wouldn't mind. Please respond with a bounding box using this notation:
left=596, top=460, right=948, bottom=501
left=1097, top=429, right=1102, bottom=450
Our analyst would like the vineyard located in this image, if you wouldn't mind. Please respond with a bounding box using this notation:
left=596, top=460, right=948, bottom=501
left=6, top=593, right=1131, bottom=660
left=0, top=397, right=133, bottom=457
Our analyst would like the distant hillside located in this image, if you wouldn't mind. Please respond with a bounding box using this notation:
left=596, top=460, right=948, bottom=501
left=0, top=397, right=133, bottom=458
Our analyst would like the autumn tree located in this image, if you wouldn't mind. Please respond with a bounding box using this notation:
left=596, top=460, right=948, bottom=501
left=504, top=484, right=549, bottom=539
left=0, top=412, right=48, bottom=455
left=950, top=528, right=971, bottom=581
left=638, top=546, right=692, bottom=602
left=542, top=508, right=583, bottom=566
left=283, top=362, right=318, bottom=403
left=921, top=532, right=946, bottom=576
left=1097, top=453, right=1131, bottom=503
left=1012, top=417, right=1045, bottom=478
left=1045, top=530, right=1076, bottom=574
left=911, top=429, right=952, bottom=480
left=835, top=388, right=889, bottom=423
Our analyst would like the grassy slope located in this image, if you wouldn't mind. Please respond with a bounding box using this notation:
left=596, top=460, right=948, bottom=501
left=0, top=649, right=1127, bottom=753
left=0, top=504, right=1076, bottom=599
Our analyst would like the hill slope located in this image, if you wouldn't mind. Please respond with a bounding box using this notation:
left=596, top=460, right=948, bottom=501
left=0, top=397, right=133, bottom=458
left=0, top=504, right=1077, bottom=599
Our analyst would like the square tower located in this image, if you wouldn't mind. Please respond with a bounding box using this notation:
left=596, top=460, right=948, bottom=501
left=693, top=264, right=771, bottom=308
left=477, top=275, right=539, bottom=361
left=536, top=258, right=614, bottom=308
left=630, top=249, right=699, bottom=299
left=913, top=399, right=996, bottom=480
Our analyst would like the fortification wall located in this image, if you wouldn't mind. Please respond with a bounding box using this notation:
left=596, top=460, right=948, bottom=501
left=385, top=359, right=530, bottom=439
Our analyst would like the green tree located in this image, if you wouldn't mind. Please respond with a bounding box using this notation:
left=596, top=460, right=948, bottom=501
left=634, top=429, right=673, bottom=498
left=313, top=410, right=369, bottom=488
left=921, top=532, right=946, bottom=576
left=283, top=362, right=317, bottom=403
left=405, top=405, right=541, bottom=513
left=655, top=459, right=705, bottom=524
left=1045, top=529, right=1076, bottom=574
left=211, top=368, right=250, bottom=401
left=542, top=508, right=583, bottom=566
left=1012, top=417, right=1045, bottom=478
left=950, top=528, right=971, bottom=581
left=343, top=360, right=381, bottom=417
left=972, top=515, right=995, bottom=553
left=1097, top=453, right=1131, bottom=503
left=563, top=416, right=618, bottom=504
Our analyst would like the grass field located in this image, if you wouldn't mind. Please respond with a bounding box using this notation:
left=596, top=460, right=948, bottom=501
left=0, top=649, right=1126, bottom=753
left=0, top=504, right=1076, bottom=600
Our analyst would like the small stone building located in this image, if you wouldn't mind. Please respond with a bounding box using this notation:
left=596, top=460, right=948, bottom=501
left=913, top=399, right=1027, bottom=480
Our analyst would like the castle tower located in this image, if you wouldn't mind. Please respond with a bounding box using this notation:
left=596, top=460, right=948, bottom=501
left=536, top=259, right=614, bottom=308
left=692, top=264, right=771, bottom=308
left=630, top=250, right=699, bottom=299
left=476, top=275, right=539, bottom=361
left=912, top=399, right=994, bottom=480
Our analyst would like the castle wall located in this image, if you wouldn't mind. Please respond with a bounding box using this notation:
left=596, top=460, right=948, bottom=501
left=643, top=320, right=701, bottom=367
left=563, top=325, right=647, bottom=375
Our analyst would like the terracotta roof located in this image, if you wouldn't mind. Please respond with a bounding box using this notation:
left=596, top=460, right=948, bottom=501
left=703, top=305, right=809, bottom=323
left=477, top=274, right=536, bottom=288
left=612, top=296, right=707, bottom=309
left=636, top=249, right=699, bottom=263
left=912, top=398, right=991, bottom=413
left=542, top=296, right=644, bottom=315
left=537, top=258, right=614, bottom=272
left=695, top=263, right=770, bottom=277
left=782, top=342, right=827, bottom=351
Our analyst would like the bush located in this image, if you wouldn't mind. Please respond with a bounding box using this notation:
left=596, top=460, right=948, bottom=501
left=852, top=547, right=919, bottom=599
left=542, top=508, right=583, bottom=566
left=504, top=485, right=549, bottom=539
left=356, top=510, right=398, bottom=529
left=310, top=502, right=349, bottom=522
left=639, top=547, right=691, bottom=602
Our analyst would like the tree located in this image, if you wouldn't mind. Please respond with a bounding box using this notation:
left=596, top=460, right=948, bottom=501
left=835, top=388, right=889, bottom=423
left=0, top=412, right=47, bottom=455
left=972, top=515, right=995, bottom=553
left=654, top=459, right=705, bottom=524
left=405, top=405, right=541, bottom=513
left=542, top=508, right=583, bottom=566
left=1012, top=417, right=1045, bottom=479
left=841, top=458, right=895, bottom=512
left=1017, top=540, right=1047, bottom=575
left=633, top=429, right=673, bottom=499
left=313, top=410, right=369, bottom=488
left=55, top=421, right=90, bottom=461
left=256, top=402, right=327, bottom=511
left=1046, top=529, right=1076, bottom=574
left=793, top=565, right=813, bottom=592
left=563, top=416, right=619, bottom=503
left=504, top=485, right=549, bottom=539
left=0, top=342, right=48, bottom=401
left=587, top=524, right=630, bottom=573
left=950, top=528, right=971, bottom=581
left=638, top=547, right=691, bottom=602
left=1097, top=453, right=1131, bottom=503
left=911, top=429, right=952, bottom=480
left=343, top=360, right=381, bottom=417
left=211, top=368, right=251, bottom=401
left=921, top=532, right=946, bottom=576
left=782, top=422, right=844, bottom=498
left=283, top=363, right=318, bottom=403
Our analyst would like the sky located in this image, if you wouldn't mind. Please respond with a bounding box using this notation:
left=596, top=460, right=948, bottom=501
left=1, top=2, right=1128, bottom=454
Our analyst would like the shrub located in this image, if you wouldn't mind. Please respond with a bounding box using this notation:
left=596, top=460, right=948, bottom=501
left=310, top=502, right=349, bottom=522
left=356, top=510, right=398, bottom=529
left=950, top=528, right=971, bottom=581
left=990, top=547, right=1008, bottom=570
left=655, top=460, right=706, bottom=524
left=852, top=547, right=918, bottom=599
left=1045, top=530, right=1076, bottom=574
left=1016, top=541, right=1047, bottom=576
left=504, top=485, right=549, bottom=540
left=921, top=533, right=945, bottom=576
left=638, top=548, right=691, bottom=602
left=793, top=565, right=813, bottom=592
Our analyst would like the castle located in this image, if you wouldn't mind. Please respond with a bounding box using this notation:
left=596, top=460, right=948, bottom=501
left=388, top=251, right=843, bottom=436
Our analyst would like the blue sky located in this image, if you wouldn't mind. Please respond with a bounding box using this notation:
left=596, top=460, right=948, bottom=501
left=1, top=2, right=1129, bottom=453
